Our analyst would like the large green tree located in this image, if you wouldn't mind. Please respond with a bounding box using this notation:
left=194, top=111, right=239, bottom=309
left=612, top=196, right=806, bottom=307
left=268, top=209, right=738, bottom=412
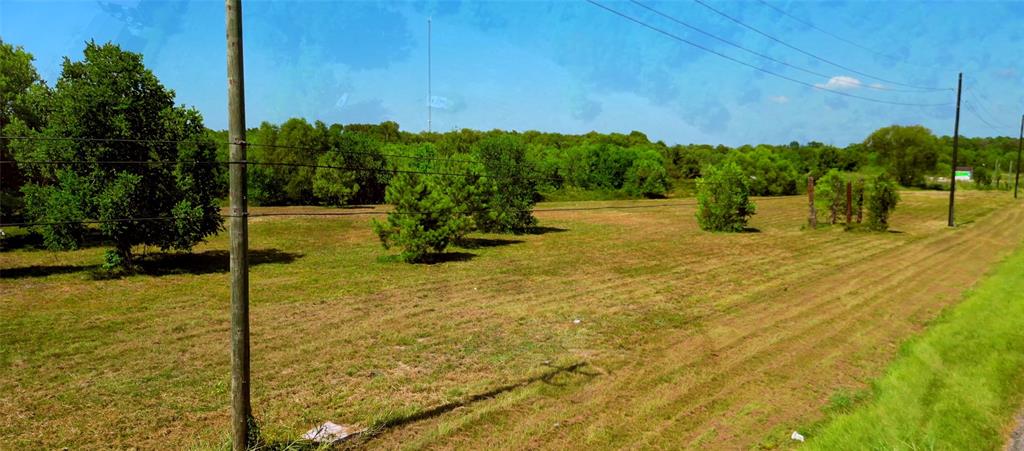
left=863, top=125, right=939, bottom=187
left=1, top=39, right=51, bottom=220
left=14, top=42, right=222, bottom=267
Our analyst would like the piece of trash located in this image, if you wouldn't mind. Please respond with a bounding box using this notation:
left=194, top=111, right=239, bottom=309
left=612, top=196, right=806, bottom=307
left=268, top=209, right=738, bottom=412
left=573, top=319, right=581, bottom=324
left=302, top=421, right=363, bottom=444
left=791, top=431, right=805, bottom=442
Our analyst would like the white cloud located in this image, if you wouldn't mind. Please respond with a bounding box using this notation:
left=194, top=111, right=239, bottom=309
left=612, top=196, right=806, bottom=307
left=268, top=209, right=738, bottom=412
left=429, top=95, right=451, bottom=110
left=769, top=95, right=790, bottom=104
left=815, top=76, right=862, bottom=90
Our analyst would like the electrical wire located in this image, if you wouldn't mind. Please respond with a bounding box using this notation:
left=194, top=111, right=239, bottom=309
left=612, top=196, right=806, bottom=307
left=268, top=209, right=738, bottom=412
left=629, top=0, right=937, bottom=93
left=585, top=0, right=952, bottom=107
left=963, top=87, right=1012, bottom=131
left=754, top=0, right=938, bottom=70
left=691, top=0, right=951, bottom=92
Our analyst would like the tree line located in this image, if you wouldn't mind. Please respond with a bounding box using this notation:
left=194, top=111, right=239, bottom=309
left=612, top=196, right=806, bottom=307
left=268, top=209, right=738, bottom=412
left=1, top=39, right=1017, bottom=265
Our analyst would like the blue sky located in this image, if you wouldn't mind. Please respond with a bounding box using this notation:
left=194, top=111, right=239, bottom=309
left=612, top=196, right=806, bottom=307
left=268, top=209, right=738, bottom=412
left=2, top=0, right=1022, bottom=146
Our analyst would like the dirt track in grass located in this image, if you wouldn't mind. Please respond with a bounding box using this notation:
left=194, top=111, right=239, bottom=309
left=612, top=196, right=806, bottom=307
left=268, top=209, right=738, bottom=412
left=1, top=191, right=1021, bottom=449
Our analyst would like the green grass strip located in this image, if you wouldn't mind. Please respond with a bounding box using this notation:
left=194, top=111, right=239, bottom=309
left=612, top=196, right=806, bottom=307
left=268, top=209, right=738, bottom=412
left=806, top=242, right=1024, bottom=450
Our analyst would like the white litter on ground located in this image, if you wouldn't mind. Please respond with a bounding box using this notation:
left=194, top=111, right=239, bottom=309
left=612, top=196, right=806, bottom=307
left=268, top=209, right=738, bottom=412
left=573, top=319, right=581, bottom=324
left=302, top=421, right=363, bottom=444
left=791, top=431, right=805, bottom=442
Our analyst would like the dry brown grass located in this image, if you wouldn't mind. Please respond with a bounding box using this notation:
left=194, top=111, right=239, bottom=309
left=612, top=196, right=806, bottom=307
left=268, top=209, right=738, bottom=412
left=0, top=190, right=1021, bottom=449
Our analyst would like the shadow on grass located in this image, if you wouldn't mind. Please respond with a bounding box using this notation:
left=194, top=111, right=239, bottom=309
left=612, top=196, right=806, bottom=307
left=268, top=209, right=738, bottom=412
left=257, top=362, right=594, bottom=450
left=741, top=227, right=761, bottom=233
left=454, top=237, right=525, bottom=249
left=0, top=248, right=301, bottom=280
left=0, top=229, right=110, bottom=252
left=525, top=226, right=568, bottom=235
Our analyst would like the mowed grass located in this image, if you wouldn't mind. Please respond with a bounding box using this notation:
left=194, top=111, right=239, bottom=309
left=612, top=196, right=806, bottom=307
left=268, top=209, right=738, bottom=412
left=0, top=191, right=1021, bottom=449
left=804, top=245, right=1024, bottom=450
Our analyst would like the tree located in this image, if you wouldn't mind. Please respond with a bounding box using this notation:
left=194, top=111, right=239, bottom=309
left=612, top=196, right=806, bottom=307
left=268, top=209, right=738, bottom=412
left=472, top=135, right=537, bottom=233
left=729, top=146, right=799, bottom=196
left=313, top=129, right=387, bottom=205
left=1, top=39, right=50, bottom=221
left=973, top=166, right=992, bottom=189
left=15, top=42, right=222, bottom=267
left=866, top=174, right=900, bottom=231
left=624, top=149, right=669, bottom=198
left=695, top=161, right=756, bottom=232
left=863, top=125, right=939, bottom=187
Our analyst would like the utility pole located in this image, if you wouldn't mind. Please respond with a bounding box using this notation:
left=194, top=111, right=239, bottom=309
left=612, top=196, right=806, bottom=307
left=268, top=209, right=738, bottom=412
left=225, top=0, right=252, bottom=449
left=427, top=17, right=432, bottom=133
left=1016, top=114, right=1022, bottom=199
left=947, top=73, right=962, bottom=227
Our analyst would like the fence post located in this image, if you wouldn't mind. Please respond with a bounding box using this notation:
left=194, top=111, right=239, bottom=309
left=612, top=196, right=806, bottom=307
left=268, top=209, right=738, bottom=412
left=808, top=176, right=816, bottom=229
left=846, top=181, right=852, bottom=224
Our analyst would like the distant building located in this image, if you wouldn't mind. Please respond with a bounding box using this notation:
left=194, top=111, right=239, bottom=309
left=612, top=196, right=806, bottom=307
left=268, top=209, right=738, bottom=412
left=955, top=167, right=973, bottom=181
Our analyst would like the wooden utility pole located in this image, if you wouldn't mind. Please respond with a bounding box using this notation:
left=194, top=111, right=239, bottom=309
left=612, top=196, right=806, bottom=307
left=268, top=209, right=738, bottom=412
left=225, top=0, right=252, bottom=448
left=807, top=176, right=816, bottom=229
left=845, top=181, right=852, bottom=224
left=947, top=73, right=962, bottom=227
left=1015, top=114, right=1022, bottom=199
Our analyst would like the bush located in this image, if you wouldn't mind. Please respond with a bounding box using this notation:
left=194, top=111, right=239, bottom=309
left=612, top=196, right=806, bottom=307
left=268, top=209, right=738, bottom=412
left=695, top=162, right=756, bottom=232
left=815, top=170, right=846, bottom=224
left=866, top=174, right=900, bottom=231
left=853, top=178, right=865, bottom=223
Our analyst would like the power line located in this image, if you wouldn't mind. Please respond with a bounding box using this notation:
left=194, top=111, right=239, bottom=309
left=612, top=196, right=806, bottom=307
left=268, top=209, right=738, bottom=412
left=753, top=0, right=937, bottom=70
left=630, top=0, right=938, bottom=93
left=691, top=0, right=951, bottom=92
left=962, top=101, right=1011, bottom=136
left=585, top=0, right=952, bottom=107
left=963, top=87, right=1012, bottom=130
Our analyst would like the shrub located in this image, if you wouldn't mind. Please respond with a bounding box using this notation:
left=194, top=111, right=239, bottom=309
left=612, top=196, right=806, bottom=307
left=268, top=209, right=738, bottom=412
left=866, top=174, right=900, bottom=231
left=853, top=178, right=865, bottom=223
left=695, top=162, right=756, bottom=232
left=815, top=169, right=846, bottom=224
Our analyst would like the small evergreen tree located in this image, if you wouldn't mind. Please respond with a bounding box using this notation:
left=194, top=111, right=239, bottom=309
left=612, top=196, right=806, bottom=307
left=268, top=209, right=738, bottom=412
left=866, top=174, right=900, bottom=231
left=372, top=172, right=473, bottom=262
left=695, top=162, right=756, bottom=232
left=371, top=145, right=480, bottom=262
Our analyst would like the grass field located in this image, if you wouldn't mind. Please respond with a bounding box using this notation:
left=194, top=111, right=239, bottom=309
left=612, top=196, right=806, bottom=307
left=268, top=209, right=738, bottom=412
left=805, top=244, right=1024, bottom=450
left=1, top=190, right=1022, bottom=449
